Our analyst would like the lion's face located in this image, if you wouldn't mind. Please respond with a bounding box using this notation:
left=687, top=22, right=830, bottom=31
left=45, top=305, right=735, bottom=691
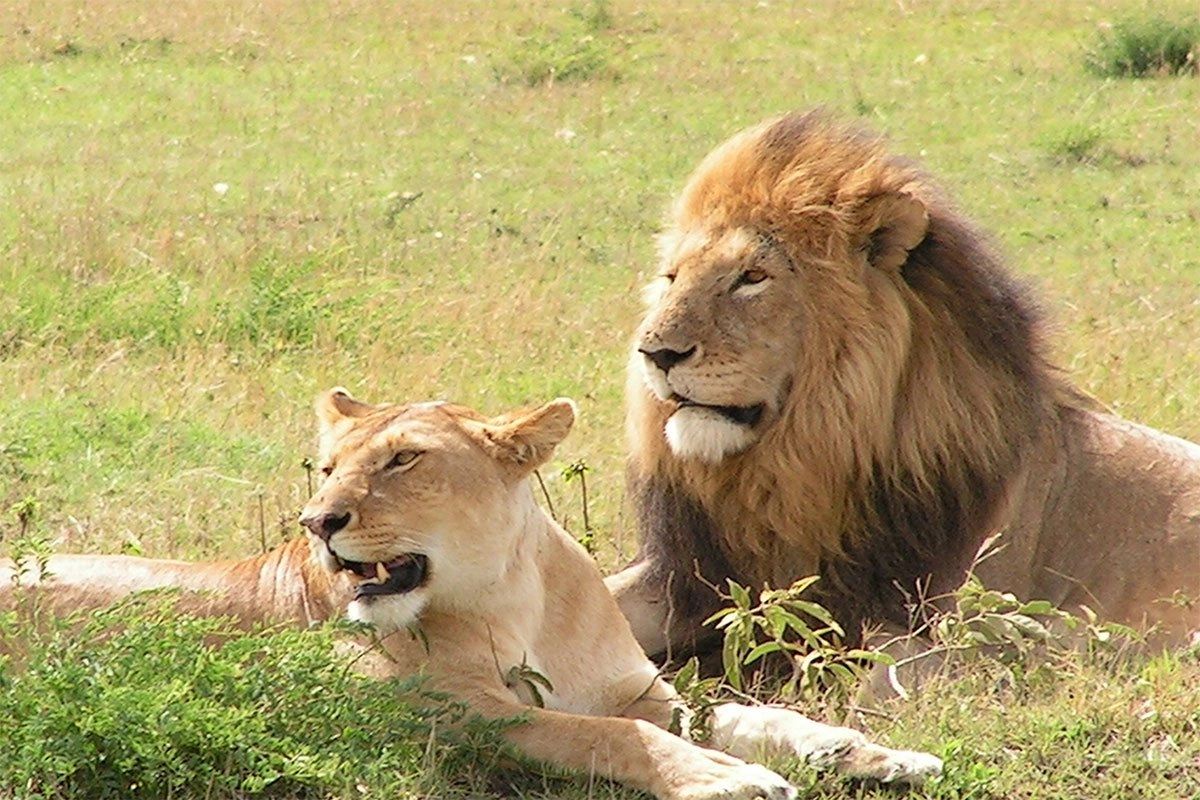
left=300, top=389, right=575, bottom=631
left=633, top=114, right=932, bottom=466
left=635, top=227, right=807, bottom=463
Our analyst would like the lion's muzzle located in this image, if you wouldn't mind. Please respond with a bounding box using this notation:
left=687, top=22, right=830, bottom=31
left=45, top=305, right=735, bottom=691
left=677, top=399, right=765, bottom=427
left=640, top=345, right=697, bottom=374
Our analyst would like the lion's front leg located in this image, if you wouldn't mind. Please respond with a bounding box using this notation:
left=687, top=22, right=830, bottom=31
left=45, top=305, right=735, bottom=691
left=605, top=560, right=673, bottom=657
left=708, top=704, right=943, bottom=786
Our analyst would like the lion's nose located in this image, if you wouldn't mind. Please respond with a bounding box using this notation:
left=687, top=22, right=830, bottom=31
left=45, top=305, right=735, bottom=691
left=299, top=511, right=353, bottom=541
left=640, top=345, right=696, bottom=374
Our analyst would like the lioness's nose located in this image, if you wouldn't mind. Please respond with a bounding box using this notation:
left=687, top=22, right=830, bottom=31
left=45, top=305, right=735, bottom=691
left=299, top=511, right=352, bottom=541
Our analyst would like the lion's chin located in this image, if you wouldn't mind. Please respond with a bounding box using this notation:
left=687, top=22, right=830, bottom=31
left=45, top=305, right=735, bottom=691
left=665, top=406, right=761, bottom=462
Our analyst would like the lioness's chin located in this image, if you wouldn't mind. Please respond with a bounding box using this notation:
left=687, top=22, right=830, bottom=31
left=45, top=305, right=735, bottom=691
left=310, top=537, right=433, bottom=630
left=348, top=591, right=430, bottom=632
left=665, top=407, right=760, bottom=462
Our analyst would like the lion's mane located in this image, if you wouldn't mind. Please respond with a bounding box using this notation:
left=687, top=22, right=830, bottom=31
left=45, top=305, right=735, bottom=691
left=627, top=111, right=1067, bottom=645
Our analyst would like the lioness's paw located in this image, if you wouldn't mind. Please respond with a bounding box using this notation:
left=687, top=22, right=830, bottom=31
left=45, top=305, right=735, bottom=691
left=873, top=748, right=943, bottom=785
left=674, top=761, right=796, bottom=800
left=846, top=745, right=943, bottom=786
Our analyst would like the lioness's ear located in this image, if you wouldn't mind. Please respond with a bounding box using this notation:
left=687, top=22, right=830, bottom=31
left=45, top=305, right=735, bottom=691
left=315, top=387, right=375, bottom=436
left=857, top=191, right=929, bottom=272
left=479, top=398, right=577, bottom=472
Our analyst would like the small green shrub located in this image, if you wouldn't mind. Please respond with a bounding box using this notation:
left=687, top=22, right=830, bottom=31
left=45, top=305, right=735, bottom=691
left=1041, top=123, right=1106, bottom=164
left=1086, top=16, right=1200, bottom=77
left=493, top=2, right=620, bottom=87
left=705, top=577, right=892, bottom=712
left=216, top=256, right=335, bottom=351
left=494, top=34, right=617, bottom=87
left=0, top=596, right=513, bottom=799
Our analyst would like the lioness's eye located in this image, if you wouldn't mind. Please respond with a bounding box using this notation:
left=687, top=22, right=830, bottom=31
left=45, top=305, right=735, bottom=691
left=385, top=450, right=420, bottom=470
left=320, top=464, right=334, bottom=478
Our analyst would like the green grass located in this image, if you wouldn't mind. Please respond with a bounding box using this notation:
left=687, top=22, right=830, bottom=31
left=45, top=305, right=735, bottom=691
left=1086, top=15, right=1200, bottom=77
left=1, top=0, right=1199, bottom=797
left=0, top=597, right=518, bottom=799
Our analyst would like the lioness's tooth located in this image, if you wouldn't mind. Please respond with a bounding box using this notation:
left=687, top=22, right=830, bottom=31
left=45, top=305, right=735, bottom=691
left=376, top=561, right=390, bottom=581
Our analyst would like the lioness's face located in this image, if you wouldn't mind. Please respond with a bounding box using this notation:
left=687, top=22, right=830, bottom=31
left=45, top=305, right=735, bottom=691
left=636, top=227, right=805, bottom=462
left=300, top=390, right=575, bottom=631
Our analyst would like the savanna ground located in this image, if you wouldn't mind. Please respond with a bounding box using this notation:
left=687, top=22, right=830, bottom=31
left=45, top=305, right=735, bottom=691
left=1, top=1, right=1198, bottom=798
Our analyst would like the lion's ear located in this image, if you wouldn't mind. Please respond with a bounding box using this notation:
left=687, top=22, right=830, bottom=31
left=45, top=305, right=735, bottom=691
left=858, top=191, right=929, bottom=272
left=479, top=398, right=577, bottom=473
left=315, top=387, right=375, bottom=436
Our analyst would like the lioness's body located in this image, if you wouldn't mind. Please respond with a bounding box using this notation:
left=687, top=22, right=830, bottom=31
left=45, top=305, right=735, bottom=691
left=1, top=537, right=352, bottom=626
left=610, top=110, right=1199, bottom=666
left=2, top=391, right=941, bottom=800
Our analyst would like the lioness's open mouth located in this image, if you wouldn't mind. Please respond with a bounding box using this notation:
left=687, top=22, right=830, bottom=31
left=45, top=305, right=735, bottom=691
left=676, top=397, right=765, bottom=427
left=332, top=553, right=430, bottom=599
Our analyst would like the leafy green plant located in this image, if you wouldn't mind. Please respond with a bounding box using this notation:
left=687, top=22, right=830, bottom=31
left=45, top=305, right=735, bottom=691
left=876, top=577, right=1143, bottom=701
left=560, top=459, right=595, bottom=553
left=664, top=657, right=720, bottom=741
left=1085, top=16, right=1200, bottom=77
left=0, top=595, right=515, bottom=799
left=929, top=739, right=1001, bottom=800
left=705, top=577, right=892, bottom=710
left=7, top=499, right=53, bottom=589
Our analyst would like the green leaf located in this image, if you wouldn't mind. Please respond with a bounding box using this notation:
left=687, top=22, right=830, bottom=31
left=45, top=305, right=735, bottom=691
left=728, top=580, right=752, bottom=610
left=744, top=641, right=784, bottom=664
left=672, top=658, right=698, bottom=694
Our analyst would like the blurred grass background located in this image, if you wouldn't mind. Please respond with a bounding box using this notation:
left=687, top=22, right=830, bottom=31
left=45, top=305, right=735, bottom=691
left=1, top=3, right=1198, bottom=796
left=2, top=0, right=1198, bottom=567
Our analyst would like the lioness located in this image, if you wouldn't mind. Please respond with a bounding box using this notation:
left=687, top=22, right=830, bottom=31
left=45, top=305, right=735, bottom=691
left=609, top=109, right=1200, bottom=666
left=2, top=390, right=941, bottom=799
left=1, top=536, right=353, bottom=626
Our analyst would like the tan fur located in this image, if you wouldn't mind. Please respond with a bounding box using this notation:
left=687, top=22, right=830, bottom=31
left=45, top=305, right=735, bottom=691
left=2, top=390, right=943, bottom=799
left=612, top=110, right=1199, bottom=662
left=1, top=537, right=353, bottom=627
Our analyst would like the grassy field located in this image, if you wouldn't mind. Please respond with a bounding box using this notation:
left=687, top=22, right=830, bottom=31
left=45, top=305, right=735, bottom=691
left=1, top=0, right=1198, bottom=798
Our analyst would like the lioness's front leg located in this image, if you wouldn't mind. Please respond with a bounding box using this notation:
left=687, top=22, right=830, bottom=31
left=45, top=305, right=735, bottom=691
left=624, top=676, right=940, bottom=786
left=708, top=704, right=943, bottom=785
left=621, top=677, right=942, bottom=787
left=469, top=687, right=796, bottom=800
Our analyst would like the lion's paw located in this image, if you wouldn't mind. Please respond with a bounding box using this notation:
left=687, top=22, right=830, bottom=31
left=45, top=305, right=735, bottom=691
left=673, top=759, right=796, bottom=800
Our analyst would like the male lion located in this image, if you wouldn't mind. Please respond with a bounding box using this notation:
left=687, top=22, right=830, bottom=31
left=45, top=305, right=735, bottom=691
left=607, top=109, right=1200, bottom=666
left=3, top=389, right=942, bottom=799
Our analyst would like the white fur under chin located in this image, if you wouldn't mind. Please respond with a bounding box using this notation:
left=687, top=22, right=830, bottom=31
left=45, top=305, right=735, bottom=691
left=665, top=408, right=758, bottom=462
left=348, top=590, right=429, bottom=633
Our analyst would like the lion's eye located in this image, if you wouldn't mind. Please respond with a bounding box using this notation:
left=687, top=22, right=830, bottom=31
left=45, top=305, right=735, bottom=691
left=385, top=450, right=421, bottom=470
left=734, top=268, right=768, bottom=289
